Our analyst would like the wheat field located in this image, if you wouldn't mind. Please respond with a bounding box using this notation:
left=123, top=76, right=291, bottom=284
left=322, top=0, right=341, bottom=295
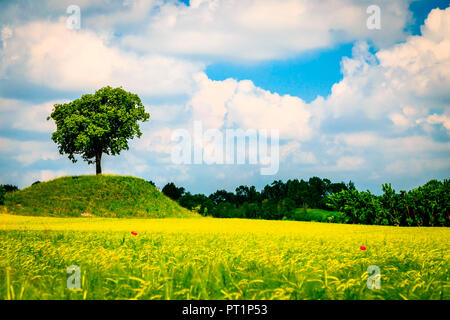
left=0, top=214, right=448, bottom=300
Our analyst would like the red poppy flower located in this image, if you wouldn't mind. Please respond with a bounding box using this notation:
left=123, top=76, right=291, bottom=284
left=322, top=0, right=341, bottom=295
left=131, top=231, right=138, bottom=236
left=360, top=245, right=367, bottom=251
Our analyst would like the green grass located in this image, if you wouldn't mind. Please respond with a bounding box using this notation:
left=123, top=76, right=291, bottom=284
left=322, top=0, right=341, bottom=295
left=1, top=214, right=449, bottom=300
left=3, top=175, right=196, bottom=218
left=293, top=208, right=343, bottom=223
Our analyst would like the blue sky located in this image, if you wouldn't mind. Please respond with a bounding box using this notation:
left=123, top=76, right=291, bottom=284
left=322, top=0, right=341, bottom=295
left=206, top=43, right=354, bottom=103
left=0, top=0, right=449, bottom=195
left=206, top=0, right=450, bottom=103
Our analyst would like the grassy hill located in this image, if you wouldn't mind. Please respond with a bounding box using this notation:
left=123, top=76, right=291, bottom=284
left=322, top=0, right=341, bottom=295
left=1, top=175, right=197, bottom=218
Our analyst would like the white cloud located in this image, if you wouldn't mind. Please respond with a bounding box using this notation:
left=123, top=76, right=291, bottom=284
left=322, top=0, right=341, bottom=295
left=0, top=137, right=61, bottom=166
left=417, top=113, right=450, bottom=131
left=0, top=20, right=203, bottom=95
left=188, top=75, right=236, bottom=129
left=120, top=0, right=411, bottom=61
left=133, top=127, right=175, bottom=157
left=189, top=74, right=314, bottom=140
left=149, top=104, right=189, bottom=122
left=338, top=132, right=379, bottom=148
left=385, top=158, right=450, bottom=175
left=280, top=141, right=316, bottom=164
left=0, top=0, right=413, bottom=62
left=335, top=156, right=365, bottom=170
left=335, top=132, right=450, bottom=154
left=314, top=131, right=450, bottom=178
left=318, top=7, right=450, bottom=136
left=1, top=26, right=13, bottom=46
left=0, top=98, right=60, bottom=133
left=389, top=113, right=410, bottom=128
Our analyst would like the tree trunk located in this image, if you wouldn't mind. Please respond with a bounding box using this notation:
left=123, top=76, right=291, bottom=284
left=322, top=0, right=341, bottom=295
left=95, top=152, right=102, bottom=175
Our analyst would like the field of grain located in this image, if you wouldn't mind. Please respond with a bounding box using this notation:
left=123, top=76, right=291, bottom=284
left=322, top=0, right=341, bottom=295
left=0, top=214, right=449, bottom=300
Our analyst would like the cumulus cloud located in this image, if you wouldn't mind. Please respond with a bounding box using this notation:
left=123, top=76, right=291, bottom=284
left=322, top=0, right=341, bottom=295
left=417, top=113, right=450, bottom=131
left=0, top=0, right=414, bottom=62
left=0, top=20, right=203, bottom=95
left=335, top=132, right=450, bottom=155
left=335, top=156, right=365, bottom=171
left=321, top=7, right=450, bottom=133
left=0, top=137, right=61, bottom=166
left=120, top=0, right=411, bottom=61
left=188, top=74, right=315, bottom=140
left=0, top=97, right=59, bottom=133
left=280, top=141, right=317, bottom=165
left=384, top=158, right=450, bottom=177
left=133, top=127, right=176, bottom=157
left=272, top=8, right=450, bottom=180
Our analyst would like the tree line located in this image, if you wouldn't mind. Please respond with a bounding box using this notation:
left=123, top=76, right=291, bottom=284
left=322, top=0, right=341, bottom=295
left=159, top=177, right=354, bottom=220
left=159, top=178, right=449, bottom=226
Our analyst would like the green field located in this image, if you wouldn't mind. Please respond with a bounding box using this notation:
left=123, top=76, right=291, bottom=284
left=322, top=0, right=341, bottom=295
left=1, top=214, right=449, bottom=300
left=293, top=208, right=343, bottom=223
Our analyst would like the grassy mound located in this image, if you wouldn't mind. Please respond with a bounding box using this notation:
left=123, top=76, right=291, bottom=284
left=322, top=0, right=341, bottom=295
left=2, top=175, right=197, bottom=218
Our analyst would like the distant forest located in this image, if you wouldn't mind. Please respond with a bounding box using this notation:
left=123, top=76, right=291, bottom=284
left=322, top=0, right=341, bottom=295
left=156, top=178, right=449, bottom=227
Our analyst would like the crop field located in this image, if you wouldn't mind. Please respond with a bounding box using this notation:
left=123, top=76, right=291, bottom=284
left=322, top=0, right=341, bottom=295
left=0, top=214, right=449, bottom=300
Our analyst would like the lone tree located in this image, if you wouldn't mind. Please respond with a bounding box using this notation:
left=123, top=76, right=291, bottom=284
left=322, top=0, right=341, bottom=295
left=47, top=86, right=150, bottom=175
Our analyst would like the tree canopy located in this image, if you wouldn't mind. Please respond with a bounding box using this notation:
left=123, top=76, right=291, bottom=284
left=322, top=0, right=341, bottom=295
left=47, top=86, right=150, bottom=174
left=162, top=182, right=185, bottom=201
